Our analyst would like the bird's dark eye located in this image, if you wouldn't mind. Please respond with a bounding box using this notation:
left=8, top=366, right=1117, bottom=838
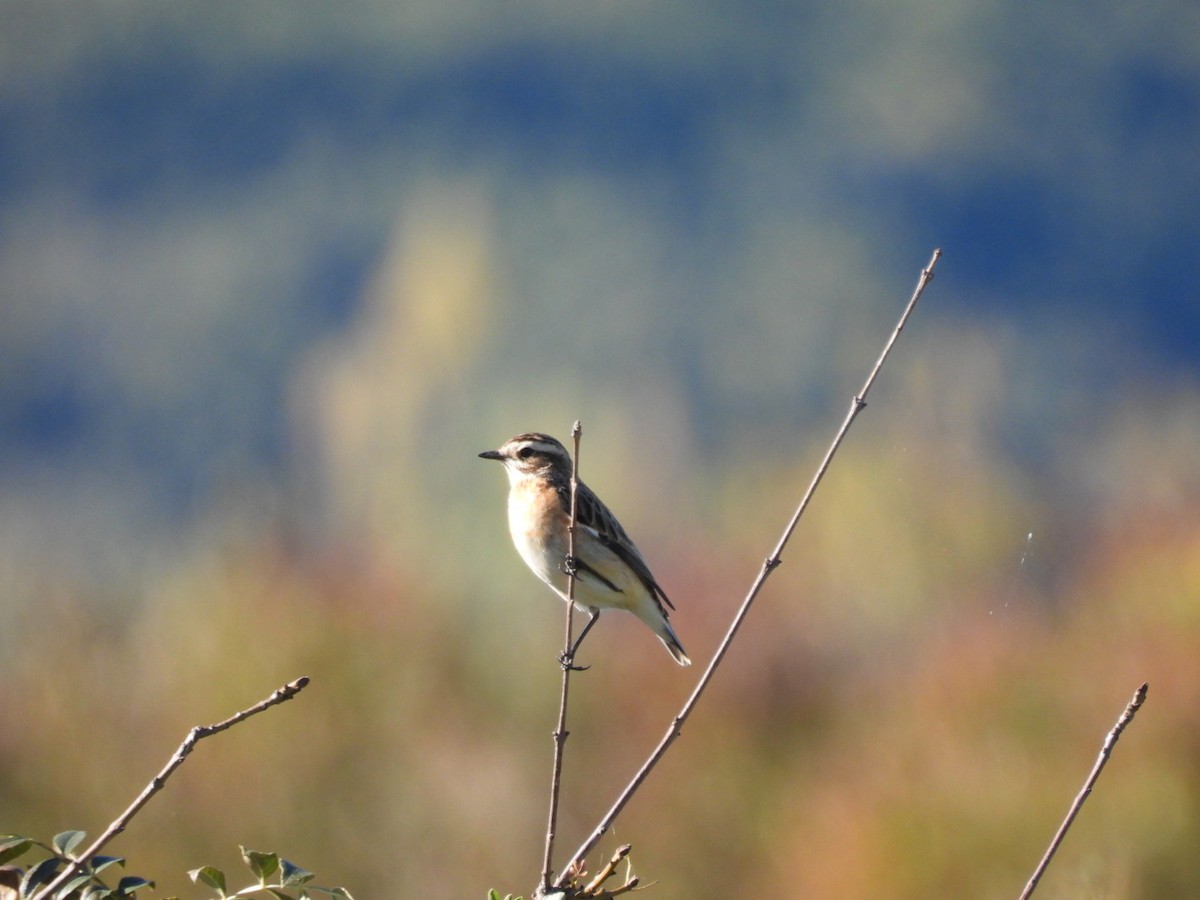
left=517, top=447, right=536, bottom=459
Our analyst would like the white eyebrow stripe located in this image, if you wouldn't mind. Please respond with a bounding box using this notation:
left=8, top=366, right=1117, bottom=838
left=506, top=438, right=568, bottom=458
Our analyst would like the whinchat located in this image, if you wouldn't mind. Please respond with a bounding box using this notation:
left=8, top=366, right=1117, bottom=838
left=480, top=432, right=691, bottom=666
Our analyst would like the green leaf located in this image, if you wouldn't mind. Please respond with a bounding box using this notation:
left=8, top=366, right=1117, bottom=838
left=189, top=865, right=228, bottom=894
left=80, top=886, right=113, bottom=900
left=264, top=890, right=293, bottom=900
left=21, top=857, right=61, bottom=895
left=116, top=875, right=154, bottom=894
left=90, top=855, right=126, bottom=876
left=57, top=872, right=96, bottom=898
left=52, top=831, right=87, bottom=857
left=279, top=861, right=313, bottom=888
left=240, top=847, right=279, bottom=883
left=0, top=837, right=32, bottom=866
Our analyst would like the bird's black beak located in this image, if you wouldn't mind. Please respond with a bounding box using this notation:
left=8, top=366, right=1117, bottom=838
left=478, top=449, right=503, bottom=461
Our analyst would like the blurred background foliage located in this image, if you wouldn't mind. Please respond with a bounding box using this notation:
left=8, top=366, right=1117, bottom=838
left=2, top=2, right=1199, bottom=898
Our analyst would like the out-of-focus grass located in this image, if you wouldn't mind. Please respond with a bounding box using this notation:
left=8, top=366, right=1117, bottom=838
left=3, top=390, right=1198, bottom=899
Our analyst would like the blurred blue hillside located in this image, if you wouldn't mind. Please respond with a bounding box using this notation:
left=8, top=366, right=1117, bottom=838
left=1, top=1, right=1197, bottom=576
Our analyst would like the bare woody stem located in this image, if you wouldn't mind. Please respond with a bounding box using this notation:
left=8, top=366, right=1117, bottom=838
left=557, top=249, right=942, bottom=883
left=1018, top=682, right=1149, bottom=900
left=540, top=421, right=584, bottom=893
left=30, top=676, right=311, bottom=900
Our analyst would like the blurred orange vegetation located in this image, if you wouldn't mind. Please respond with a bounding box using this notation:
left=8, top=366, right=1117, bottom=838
left=3, top=215, right=1199, bottom=899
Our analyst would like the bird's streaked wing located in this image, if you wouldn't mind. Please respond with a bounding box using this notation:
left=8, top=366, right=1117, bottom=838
left=562, top=481, right=676, bottom=612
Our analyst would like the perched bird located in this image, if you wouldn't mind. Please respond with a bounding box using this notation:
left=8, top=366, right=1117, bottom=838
left=479, top=432, right=691, bottom=666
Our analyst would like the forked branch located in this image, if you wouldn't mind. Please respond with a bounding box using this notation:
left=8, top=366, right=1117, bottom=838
left=556, top=249, right=942, bottom=884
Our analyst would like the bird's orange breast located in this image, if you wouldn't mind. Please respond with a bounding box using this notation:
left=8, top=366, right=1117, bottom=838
left=507, top=478, right=568, bottom=555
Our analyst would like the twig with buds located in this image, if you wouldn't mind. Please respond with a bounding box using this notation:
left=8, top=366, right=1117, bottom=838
left=29, top=677, right=311, bottom=900
left=539, top=422, right=585, bottom=895
left=1018, top=682, right=1149, bottom=899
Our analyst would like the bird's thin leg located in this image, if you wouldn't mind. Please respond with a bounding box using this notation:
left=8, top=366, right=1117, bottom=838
left=559, top=609, right=600, bottom=671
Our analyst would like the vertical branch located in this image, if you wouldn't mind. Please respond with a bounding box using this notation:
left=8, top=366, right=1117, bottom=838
left=1018, top=682, right=1149, bottom=900
left=540, top=421, right=584, bottom=893
left=557, top=250, right=941, bottom=883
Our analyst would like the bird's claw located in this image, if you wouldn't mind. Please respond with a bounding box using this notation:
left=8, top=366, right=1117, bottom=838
left=558, top=650, right=590, bottom=672
left=560, top=554, right=579, bottom=577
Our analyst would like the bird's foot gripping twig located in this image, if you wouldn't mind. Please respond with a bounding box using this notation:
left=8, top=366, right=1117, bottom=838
left=556, top=554, right=589, bottom=668
left=558, top=650, right=590, bottom=672
left=557, top=609, right=600, bottom=671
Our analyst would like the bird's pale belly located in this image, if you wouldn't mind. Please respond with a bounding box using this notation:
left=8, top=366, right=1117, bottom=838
left=507, top=479, right=569, bottom=584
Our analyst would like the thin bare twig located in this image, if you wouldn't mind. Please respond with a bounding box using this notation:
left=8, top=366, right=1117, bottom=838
left=557, top=249, right=941, bottom=884
left=540, top=421, right=584, bottom=895
left=549, top=844, right=638, bottom=898
left=1018, top=682, right=1149, bottom=900
left=581, top=844, right=632, bottom=894
left=30, top=676, right=311, bottom=900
